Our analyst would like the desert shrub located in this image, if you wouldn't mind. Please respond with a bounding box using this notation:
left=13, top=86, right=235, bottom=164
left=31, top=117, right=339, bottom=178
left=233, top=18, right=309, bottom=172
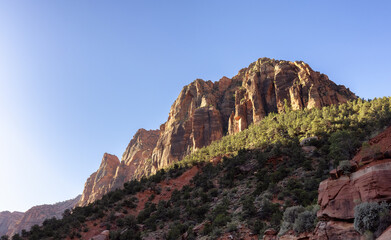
left=227, top=221, right=238, bottom=232
left=354, top=202, right=391, bottom=237
left=293, top=209, right=317, bottom=233
left=280, top=205, right=318, bottom=234
left=279, top=205, right=305, bottom=235
left=241, top=195, right=257, bottom=218
left=329, top=130, right=360, bottom=166
left=257, top=199, right=280, bottom=221
left=338, top=160, right=353, bottom=175
left=202, top=222, right=213, bottom=236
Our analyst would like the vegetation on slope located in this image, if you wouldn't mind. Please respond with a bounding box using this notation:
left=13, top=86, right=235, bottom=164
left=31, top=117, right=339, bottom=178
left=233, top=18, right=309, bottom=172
left=2, top=97, right=391, bottom=240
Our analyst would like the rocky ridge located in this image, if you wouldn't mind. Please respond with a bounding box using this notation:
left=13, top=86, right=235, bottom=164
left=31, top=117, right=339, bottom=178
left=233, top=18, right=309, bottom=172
left=0, top=195, right=80, bottom=237
left=0, top=211, right=23, bottom=237
left=78, top=58, right=356, bottom=206
left=78, top=130, right=160, bottom=206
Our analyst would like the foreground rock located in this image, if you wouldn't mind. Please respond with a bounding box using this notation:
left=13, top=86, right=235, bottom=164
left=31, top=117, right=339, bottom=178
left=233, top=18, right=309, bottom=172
left=78, top=58, right=356, bottom=206
left=315, top=126, right=391, bottom=239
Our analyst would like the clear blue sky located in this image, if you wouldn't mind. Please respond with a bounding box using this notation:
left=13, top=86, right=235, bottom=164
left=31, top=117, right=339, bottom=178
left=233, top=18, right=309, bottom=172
left=0, top=1, right=390, bottom=212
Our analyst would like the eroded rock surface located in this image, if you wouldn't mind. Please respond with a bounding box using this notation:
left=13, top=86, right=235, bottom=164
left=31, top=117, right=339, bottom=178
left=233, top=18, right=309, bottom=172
left=151, top=58, right=355, bottom=174
left=78, top=153, right=120, bottom=206
left=79, top=58, right=356, bottom=206
left=316, top=126, right=391, bottom=239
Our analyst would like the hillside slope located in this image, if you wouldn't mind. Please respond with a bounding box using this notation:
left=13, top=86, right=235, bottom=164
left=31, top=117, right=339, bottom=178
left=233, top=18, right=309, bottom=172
left=12, top=97, right=391, bottom=240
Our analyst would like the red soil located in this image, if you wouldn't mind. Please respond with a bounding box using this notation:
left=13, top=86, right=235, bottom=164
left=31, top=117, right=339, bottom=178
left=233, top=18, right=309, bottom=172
left=69, top=166, right=199, bottom=240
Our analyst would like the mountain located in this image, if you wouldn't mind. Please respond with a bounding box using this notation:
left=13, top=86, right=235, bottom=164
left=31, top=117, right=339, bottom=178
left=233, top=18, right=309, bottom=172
left=78, top=58, right=356, bottom=206
left=0, top=211, right=23, bottom=237
left=16, top=96, right=391, bottom=240
left=0, top=195, right=80, bottom=237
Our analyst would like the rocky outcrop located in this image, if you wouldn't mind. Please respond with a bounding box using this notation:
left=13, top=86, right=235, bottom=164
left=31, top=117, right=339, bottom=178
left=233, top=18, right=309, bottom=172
left=78, top=153, right=120, bottom=206
left=79, top=58, right=356, bottom=206
left=313, top=220, right=361, bottom=240
left=0, top=211, right=23, bottom=237
left=150, top=58, right=355, bottom=173
left=316, top=126, right=391, bottom=239
left=78, top=130, right=160, bottom=206
left=1, top=195, right=80, bottom=237
left=111, top=129, right=160, bottom=189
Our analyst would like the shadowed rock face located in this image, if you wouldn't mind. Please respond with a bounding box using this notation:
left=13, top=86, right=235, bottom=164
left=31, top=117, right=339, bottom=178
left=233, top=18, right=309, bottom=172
left=78, top=58, right=356, bottom=206
left=0, top=196, right=80, bottom=237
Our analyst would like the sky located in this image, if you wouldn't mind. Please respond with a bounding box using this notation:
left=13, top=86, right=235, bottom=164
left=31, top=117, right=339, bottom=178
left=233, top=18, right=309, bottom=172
left=0, top=1, right=390, bottom=212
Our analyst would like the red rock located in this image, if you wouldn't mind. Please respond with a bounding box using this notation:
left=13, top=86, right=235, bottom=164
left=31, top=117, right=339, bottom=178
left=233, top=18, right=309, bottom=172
left=78, top=153, right=120, bottom=206
left=78, top=58, right=356, bottom=206
left=264, top=228, right=277, bottom=235
left=312, top=221, right=360, bottom=240
left=377, top=225, right=391, bottom=240
left=89, top=230, right=109, bottom=240
left=318, top=161, right=391, bottom=220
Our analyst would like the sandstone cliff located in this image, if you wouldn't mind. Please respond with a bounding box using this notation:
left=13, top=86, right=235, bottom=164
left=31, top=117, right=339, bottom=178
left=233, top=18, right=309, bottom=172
left=78, top=58, right=356, bottom=206
left=78, top=153, right=120, bottom=206
left=78, top=130, right=161, bottom=206
left=315, top=126, right=391, bottom=239
left=0, top=195, right=80, bottom=237
left=150, top=58, right=355, bottom=174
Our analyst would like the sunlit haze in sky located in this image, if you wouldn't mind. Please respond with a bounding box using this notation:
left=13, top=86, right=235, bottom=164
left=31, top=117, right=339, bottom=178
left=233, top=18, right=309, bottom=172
left=0, top=1, right=390, bottom=212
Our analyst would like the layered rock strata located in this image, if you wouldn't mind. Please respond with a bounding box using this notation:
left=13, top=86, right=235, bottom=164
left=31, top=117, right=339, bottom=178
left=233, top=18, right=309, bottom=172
left=78, top=58, right=356, bottom=206
left=315, top=126, right=391, bottom=239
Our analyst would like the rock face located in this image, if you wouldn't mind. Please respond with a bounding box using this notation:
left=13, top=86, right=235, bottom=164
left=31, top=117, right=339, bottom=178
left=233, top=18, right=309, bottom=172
left=0, top=195, right=80, bottom=237
left=150, top=58, right=355, bottom=174
left=316, top=126, right=391, bottom=239
left=0, top=211, right=23, bottom=237
left=78, top=153, right=120, bottom=206
left=111, top=129, right=160, bottom=189
left=79, top=58, right=356, bottom=206
left=78, top=130, right=160, bottom=206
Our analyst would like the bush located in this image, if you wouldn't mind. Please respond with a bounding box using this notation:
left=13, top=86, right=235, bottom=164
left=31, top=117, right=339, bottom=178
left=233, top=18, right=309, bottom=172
left=338, top=160, right=353, bottom=175
left=354, top=202, right=391, bottom=237
left=279, top=205, right=305, bottom=235
left=293, top=210, right=317, bottom=233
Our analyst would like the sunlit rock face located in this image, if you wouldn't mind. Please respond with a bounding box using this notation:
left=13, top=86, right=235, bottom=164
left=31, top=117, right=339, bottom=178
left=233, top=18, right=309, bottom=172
left=151, top=58, right=355, bottom=173
left=78, top=153, right=120, bottom=206
left=78, top=58, right=356, bottom=206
